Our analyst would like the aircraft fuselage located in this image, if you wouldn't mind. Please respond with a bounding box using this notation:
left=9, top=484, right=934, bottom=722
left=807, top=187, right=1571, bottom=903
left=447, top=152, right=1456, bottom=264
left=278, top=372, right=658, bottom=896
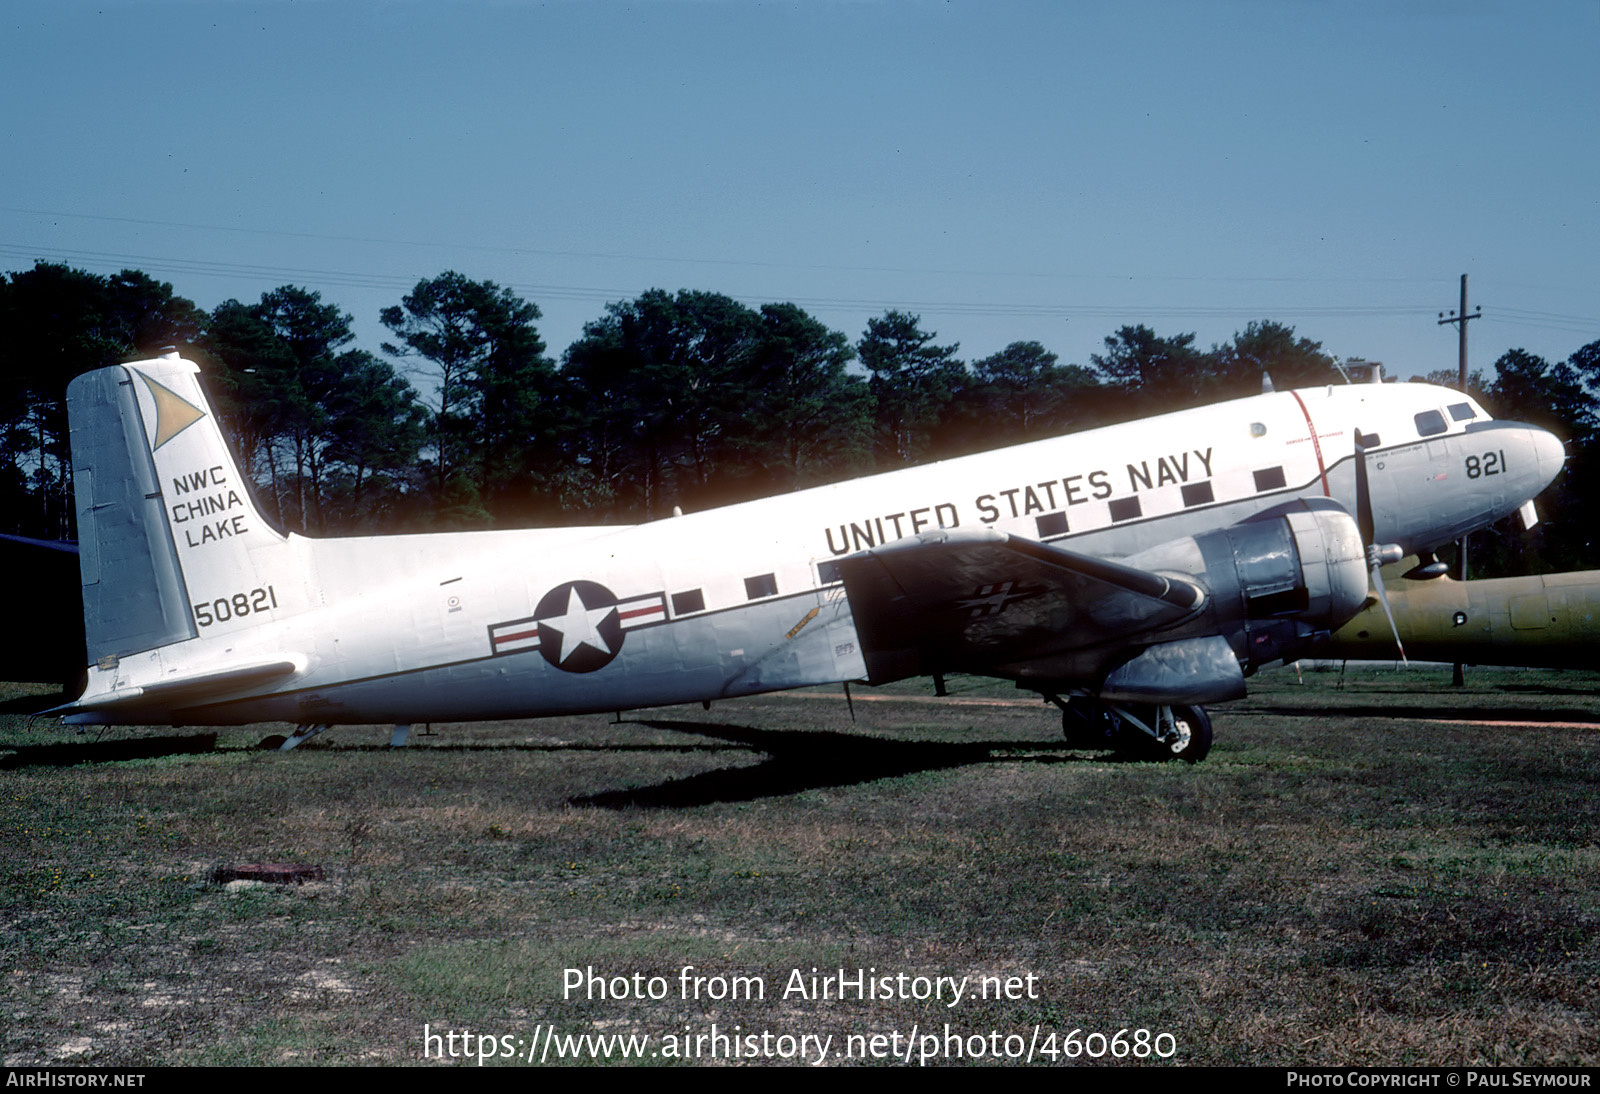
left=61, top=358, right=1564, bottom=727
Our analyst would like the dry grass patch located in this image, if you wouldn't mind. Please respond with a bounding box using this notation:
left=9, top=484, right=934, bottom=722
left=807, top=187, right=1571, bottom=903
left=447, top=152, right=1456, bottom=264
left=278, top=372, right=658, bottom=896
left=3, top=670, right=1599, bottom=1064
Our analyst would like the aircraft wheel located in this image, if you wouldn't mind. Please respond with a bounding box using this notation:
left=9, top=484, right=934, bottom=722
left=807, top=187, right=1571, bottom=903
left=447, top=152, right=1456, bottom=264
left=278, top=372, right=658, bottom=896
left=1162, top=705, right=1212, bottom=764
left=1112, top=704, right=1212, bottom=763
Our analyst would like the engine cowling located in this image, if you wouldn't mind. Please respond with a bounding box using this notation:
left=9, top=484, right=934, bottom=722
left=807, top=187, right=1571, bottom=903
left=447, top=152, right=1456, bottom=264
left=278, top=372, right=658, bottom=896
left=1107, top=498, right=1368, bottom=694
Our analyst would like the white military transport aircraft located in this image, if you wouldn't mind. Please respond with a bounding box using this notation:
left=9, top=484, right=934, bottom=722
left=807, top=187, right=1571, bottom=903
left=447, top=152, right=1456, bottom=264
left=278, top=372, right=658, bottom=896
left=53, top=353, right=1565, bottom=761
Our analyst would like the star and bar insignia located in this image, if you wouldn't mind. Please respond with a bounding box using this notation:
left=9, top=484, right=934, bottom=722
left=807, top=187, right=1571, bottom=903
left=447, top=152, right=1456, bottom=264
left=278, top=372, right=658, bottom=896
left=489, top=581, right=667, bottom=673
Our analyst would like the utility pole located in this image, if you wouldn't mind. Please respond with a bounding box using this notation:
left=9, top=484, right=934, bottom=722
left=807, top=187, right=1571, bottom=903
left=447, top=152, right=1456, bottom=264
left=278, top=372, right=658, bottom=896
left=1439, top=274, right=1482, bottom=392
left=1438, top=274, right=1482, bottom=687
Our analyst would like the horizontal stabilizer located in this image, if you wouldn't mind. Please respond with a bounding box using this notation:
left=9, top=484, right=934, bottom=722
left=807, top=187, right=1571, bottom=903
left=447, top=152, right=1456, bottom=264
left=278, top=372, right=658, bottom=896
left=49, top=659, right=300, bottom=720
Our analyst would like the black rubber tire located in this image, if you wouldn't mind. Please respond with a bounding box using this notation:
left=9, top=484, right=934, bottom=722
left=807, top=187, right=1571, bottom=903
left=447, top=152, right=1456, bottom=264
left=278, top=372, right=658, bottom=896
left=1113, top=704, right=1213, bottom=763
left=1163, top=704, right=1213, bottom=763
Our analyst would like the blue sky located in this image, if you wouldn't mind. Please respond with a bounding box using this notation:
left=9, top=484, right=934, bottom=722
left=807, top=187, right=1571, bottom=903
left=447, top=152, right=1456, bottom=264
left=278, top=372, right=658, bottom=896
left=3, top=0, right=1595, bottom=383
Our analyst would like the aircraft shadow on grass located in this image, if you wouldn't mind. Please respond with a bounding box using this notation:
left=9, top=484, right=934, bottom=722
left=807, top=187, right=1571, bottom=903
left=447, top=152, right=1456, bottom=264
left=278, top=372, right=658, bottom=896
left=0, top=718, right=1091, bottom=791
left=1232, top=702, right=1600, bottom=722
left=570, top=718, right=1102, bottom=809
left=0, top=733, right=217, bottom=769
left=1488, top=683, right=1600, bottom=697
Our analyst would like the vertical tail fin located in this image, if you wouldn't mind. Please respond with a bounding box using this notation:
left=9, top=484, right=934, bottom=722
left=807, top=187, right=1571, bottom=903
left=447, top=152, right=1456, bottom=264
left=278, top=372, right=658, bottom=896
left=69, top=353, right=303, bottom=668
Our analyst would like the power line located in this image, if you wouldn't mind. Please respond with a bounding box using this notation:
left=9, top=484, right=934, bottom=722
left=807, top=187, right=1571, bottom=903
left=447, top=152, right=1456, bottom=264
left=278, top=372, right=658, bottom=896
left=0, top=242, right=1447, bottom=324
left=4, top=239, right=1593, bottom=348
left=1, top=205, right=1466, bottom=286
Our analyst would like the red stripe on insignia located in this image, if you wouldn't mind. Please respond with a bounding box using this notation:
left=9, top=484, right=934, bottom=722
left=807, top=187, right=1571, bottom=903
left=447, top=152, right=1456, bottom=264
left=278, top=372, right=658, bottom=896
left=494, top=627, right=540, bottom=645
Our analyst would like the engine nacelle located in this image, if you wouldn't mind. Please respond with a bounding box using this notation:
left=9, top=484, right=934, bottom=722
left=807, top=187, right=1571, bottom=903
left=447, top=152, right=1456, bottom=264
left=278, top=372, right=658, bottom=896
left=1120, top=498, right=1368, bottom=676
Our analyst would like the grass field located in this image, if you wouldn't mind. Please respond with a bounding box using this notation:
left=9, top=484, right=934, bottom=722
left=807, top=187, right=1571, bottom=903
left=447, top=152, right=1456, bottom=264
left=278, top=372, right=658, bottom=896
left=3, top=666, right=1598, bottom=1067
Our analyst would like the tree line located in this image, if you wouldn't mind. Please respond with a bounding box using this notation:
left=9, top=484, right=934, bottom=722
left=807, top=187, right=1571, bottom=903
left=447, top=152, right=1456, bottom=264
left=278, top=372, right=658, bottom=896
left=1, top=260, right=1596, bottom=575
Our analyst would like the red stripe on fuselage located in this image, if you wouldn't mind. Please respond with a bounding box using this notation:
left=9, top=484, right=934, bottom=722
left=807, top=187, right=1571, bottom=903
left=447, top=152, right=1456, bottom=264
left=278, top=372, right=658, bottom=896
left=1290, top=390, right=1329, bottom=496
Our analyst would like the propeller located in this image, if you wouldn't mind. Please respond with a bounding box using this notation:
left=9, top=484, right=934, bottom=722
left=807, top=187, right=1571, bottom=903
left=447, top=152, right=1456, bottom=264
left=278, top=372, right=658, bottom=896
left=1354, top=436, right=1407, bottom=664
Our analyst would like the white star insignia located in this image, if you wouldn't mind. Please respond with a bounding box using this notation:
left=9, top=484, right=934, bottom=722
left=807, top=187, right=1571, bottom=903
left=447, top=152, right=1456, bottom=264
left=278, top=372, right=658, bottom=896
left=544, top=586, right=617, bottom=665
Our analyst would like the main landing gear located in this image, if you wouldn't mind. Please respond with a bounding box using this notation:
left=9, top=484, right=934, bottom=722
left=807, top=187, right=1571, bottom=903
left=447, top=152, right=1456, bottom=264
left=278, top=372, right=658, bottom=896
left=1048, top=696, right=1213, bottom=763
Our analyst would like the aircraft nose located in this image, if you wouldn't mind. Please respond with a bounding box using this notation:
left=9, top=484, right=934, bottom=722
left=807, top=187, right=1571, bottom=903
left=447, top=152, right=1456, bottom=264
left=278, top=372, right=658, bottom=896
left=1533, top=426, right=1566, bottom=487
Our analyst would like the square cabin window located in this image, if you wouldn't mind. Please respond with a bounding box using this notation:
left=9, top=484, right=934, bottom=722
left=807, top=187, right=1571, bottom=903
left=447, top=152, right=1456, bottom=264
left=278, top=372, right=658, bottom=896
left=1107, top=496, right=1142, bottom=523
left=1253, top=466, right=1287, bottom=492
left=1035, top=512, right=1068, bottom=538
left=744, top=573, right=778, bottom=600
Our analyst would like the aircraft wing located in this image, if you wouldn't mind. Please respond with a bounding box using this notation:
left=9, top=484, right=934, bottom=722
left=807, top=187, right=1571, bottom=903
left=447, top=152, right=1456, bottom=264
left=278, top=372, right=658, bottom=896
left=834, top=528, right=1206, bottom=683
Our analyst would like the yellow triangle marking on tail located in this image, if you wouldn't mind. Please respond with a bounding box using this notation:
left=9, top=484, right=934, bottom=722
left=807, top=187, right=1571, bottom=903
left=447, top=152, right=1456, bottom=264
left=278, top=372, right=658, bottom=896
left=133, top=370, right=206, bottom=450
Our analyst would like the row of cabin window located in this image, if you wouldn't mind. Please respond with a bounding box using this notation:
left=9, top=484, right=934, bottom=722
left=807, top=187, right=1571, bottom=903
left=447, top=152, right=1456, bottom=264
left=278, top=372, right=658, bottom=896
left=696, top=406, right=1481, bottom=597
left=670, top=572, right=778, bottom=617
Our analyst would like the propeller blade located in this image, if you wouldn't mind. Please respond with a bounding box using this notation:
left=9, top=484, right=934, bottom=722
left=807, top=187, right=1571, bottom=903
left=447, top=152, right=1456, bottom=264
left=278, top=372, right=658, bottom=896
left=1354, top=436, right=1375, bottom=546
left=1356, top=435, right=1406, bottom=662
left=1368, top=553, right=1408, bottom=664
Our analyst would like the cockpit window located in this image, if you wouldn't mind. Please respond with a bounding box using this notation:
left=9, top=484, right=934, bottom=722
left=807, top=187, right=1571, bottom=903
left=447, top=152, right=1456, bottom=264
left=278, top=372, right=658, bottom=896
left=1448, top=402, right=1477, bottom=421
left=1415, top=409, right=1448, bottom=437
